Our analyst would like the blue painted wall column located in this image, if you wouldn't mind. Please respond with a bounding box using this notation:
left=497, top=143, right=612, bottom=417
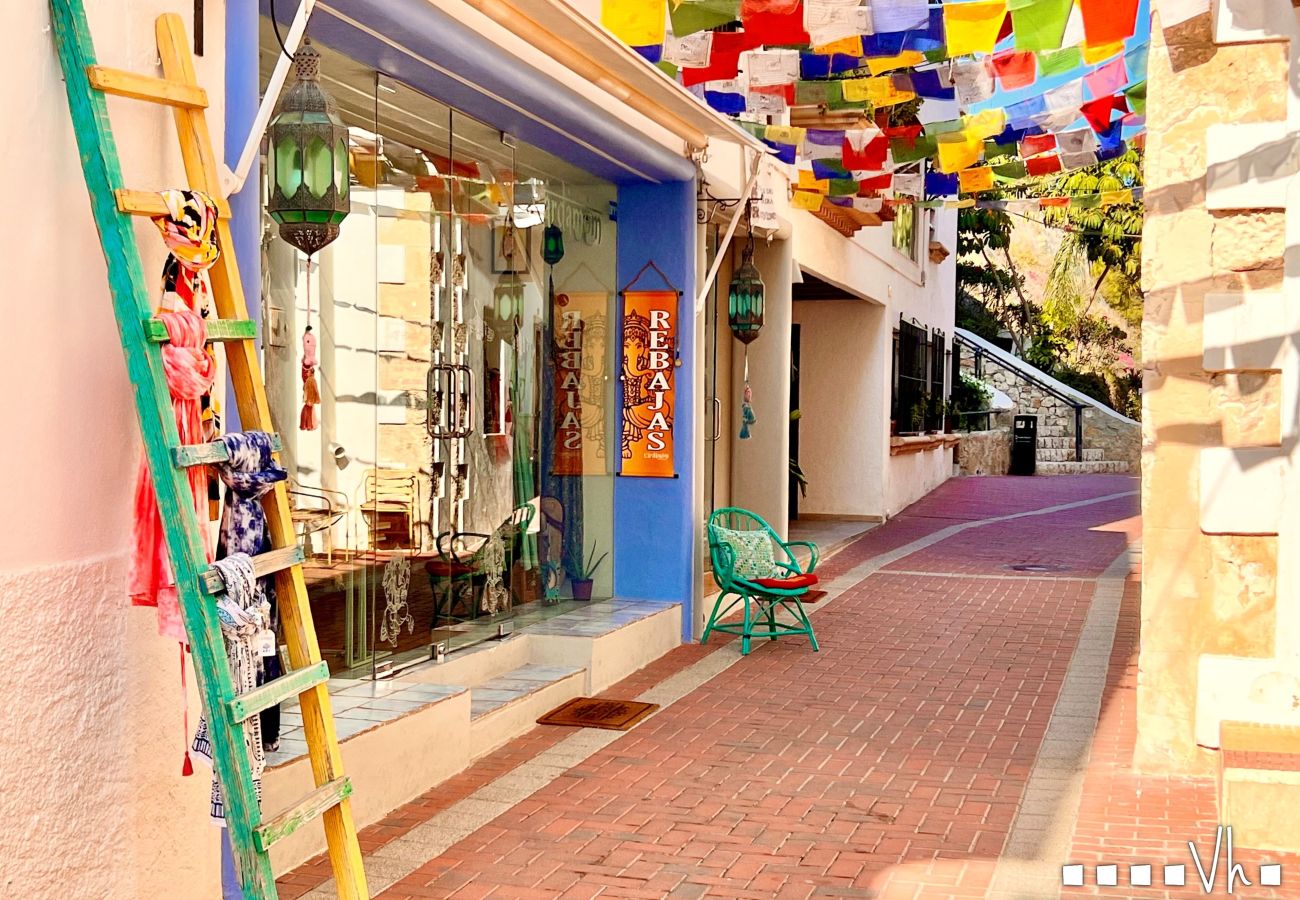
left=614, top=180, right=698, bottom=641
left=225, top=0, right=261, bottom=431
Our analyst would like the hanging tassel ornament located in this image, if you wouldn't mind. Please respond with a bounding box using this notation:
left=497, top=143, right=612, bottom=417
left=300, top=260, right=320, bottom=431
left=739, top=353, right=757, bottom=440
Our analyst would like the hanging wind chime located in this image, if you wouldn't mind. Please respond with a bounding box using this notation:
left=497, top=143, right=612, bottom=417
left=266, top=39, right=351, bottom=431
left=728, top=201, right=765, bottom=439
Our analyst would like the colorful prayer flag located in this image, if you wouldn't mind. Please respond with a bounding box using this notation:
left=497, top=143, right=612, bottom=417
left=992, top=50, right=1037, bottom=90
left=1006, top=95, right=1048, bottom=128
left=1124, top=80, right=1147, bottom=116
left=910, top=68, right=956, bottom=101
left=1081, top=95, right=1126, bottom=133
left=1085, top=58, right=1128, bottom=98
left=792, top=189, right=826, bottom=211
left=1020, top=132, right=1057, bottom=155
left=742, top=0, right=811, bottom=43
left=925, top=171, right=960, bottom=195
left=1078, top=0, right=1140, bottom=47
left=843, top=133, right=889, bottom=170
left=669, top=0, right=740, bottom=36
left=1037, top=46, right=1083, bottom=77
left=866, top=50, right=927, bottom=76
left=1082, top=41, right=1124, bottom=65
left=602, top=0, right=666, bottom=46
left=965, top=109, right=1009, bottom=140
left=663, top=31, right=713, bottom=67
left=1060, top=148, right=1099, bottom=170
left=951, top=57, right=996, bottom=106
left=797, top=169, right=831, bottom=193
left=993, top=159, right=1029, bottom=179
left=1101, top=189, right=1134, bottom=206
left=944, top=1, right=1008, bottom=57
left=936, top=130, right=985, bottom=173
left=1009, top=0, right=1073, bottom=52
left=747, top=49, right=801, bottom=85
left=765, top=124, right=807, bottom=146
left=870, top=0, right=930, bottom=33
left=1025, top=154, right=1063, bottom=176
left=959, top=166, right=995, bottom=193
left=805, top=0, right=871, bottom=46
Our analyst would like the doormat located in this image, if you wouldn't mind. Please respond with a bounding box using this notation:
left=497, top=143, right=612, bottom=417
left=801, top=590, right=828, bottom=603
left=537, top=696, right=659, bottom=731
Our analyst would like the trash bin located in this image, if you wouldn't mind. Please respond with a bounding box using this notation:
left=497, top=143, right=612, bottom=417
left=1011, top=414, right=1037, bottom=476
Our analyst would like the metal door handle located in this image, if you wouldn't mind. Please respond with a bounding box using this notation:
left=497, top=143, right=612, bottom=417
left=709, top=396, right=722, bottom=442
left=457, top=364, right=475, bottom=439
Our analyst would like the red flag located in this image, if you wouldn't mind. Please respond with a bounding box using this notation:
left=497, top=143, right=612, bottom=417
left=997, top=11, right=1014, bottom=42
left=1026, top=154, right=1064, bottom=176
left=858, top=172, right=893, bottom=192
left=991, top=51, right=1037, bottom=90
left=741, top=1, right=810, bottom=44
left=1077, top=0, right=1140, bottom=46
left=1040, top=196, right=1070, bottom=207
left=1020, top=133, right=1057, bottom=156
left=843, top=135, right=889, bottom=170
left=680, top=31, right=763, bottom=86
left=1081, top=95, right=1128, bottom=134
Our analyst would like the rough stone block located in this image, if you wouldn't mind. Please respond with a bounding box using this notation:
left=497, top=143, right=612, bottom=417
left=1202, top=292, right=1290, bottom=371
left=1212, top=0, right=1295, bottom=45
left=1206, top=123, right=1298, bottom=211
left=1199, top=446, right=1285, bottom=534
left=1211, top=372, right=1283, bottom=447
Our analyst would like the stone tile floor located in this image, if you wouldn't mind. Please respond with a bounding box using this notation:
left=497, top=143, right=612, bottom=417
left=277, top=475, right=1300, bottom=899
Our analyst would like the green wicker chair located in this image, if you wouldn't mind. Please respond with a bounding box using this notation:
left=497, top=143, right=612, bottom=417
left=705, top=507, right=820, bottom=656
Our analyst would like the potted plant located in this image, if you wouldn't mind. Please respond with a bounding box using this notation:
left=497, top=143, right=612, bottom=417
left=570, top=541, right=608, bottom=601
left=944, top=399, right=960, bottom=433
left=906, top=393, right=929, bottom=435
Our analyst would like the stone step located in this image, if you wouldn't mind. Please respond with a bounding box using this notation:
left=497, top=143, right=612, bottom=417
left=1036, top=460, right=1131, bottom=475
left=468, top=663, right=586, bottom=757
left=1036, top=447, right=1105, bottom=462
left=1037, top=437, right=1074, bottom=450
left=1038, top=425, right=1068, bottom=438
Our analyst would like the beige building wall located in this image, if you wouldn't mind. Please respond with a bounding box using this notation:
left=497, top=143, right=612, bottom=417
left=0, top=2, right=229, bottom=897
left=1137, top=6, right=1290, bottom=774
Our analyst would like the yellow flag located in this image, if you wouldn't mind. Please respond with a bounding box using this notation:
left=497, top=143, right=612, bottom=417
left=765, top=124, right=807, bottom=147
left=813, top=35, right=864, bottom=56
left=937, top=130, right=984, bottom=173
left=792, top=190, right=825, bottom=211
left=959, top=166, right=995, bottom=194
left=866, top=50, right=926, bottom=76
left=1082, top=40, right=1124, bottom=64
left=845, top=75, right=916, bottom=106
left=945, top=198, right=977, bottom=209
left=797, top=169, right=830, bottom=194
left=944, top=0, right=1008, bottom=56
left=601, top=0, right=666, bottom=46
left=965, top=108, right=1008, bottom=140
left=1101, top=189, right=1133, bottom=206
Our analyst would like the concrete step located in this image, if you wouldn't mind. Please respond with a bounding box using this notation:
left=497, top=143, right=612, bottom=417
left=468, top=663, right=586, bottom=757
left=1036, top=460, right=1131, bottom=475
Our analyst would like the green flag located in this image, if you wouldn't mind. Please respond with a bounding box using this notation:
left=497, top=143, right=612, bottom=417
left=1037, top=46, right=1083, bottom=78
left=1125, top=80, right=1147, bottom=116
left=829, top=178, right=860, bottom=197
left=993, top=160, right=1029, bottom=179
left=890, top=135, right=938, bottom=164
left=1010, top=0, right=1074, bottom=52
left=669, top=0, right=737, bottom=37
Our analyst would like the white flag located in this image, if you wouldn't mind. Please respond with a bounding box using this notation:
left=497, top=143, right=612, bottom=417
left=746, top=49, right=800, bottom=86
left=664, top=31, right=713, bottom=68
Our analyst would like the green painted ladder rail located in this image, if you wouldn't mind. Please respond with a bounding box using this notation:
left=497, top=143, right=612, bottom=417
left=48, top=4, right=368, bottom=898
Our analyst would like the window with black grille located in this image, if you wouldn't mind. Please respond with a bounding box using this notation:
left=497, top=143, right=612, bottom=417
left=929, top=330, right=946, bottom=431
left=892, top=318, right=930, bottom=432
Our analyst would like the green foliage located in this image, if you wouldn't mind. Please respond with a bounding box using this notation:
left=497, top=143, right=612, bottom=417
left=951, top=373, right=991, bottom=413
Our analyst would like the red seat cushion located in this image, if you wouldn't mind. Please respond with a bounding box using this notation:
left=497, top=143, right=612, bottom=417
left=753, top=573, right=819, bottom=590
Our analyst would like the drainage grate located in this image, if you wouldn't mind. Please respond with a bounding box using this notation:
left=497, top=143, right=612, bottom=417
left=1005, top=563, right=1073, bottom=573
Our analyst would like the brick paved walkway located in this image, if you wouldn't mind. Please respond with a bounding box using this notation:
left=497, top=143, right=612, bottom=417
left=278, top=475, right=1299, bottom=899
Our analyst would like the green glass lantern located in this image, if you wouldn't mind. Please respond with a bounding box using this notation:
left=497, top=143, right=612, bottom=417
left=493, top=274, right=524, bottom=323
left=542, top=224, right=565, bottom=266
left=268, top=40, right=350, bottom=256
left=727, top=237, right=764, bottom=345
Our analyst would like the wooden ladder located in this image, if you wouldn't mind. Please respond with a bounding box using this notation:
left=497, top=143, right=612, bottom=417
left=49, top=2, right=368, bottom=898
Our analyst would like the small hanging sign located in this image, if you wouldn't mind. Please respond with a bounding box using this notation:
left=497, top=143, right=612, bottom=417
left=619, top=262, right=679, bottom=478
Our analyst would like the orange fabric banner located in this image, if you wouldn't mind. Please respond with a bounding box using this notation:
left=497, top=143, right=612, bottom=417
left=620, top=290, right=677, bottom=478
left=552, top=291, right=611, bottom=476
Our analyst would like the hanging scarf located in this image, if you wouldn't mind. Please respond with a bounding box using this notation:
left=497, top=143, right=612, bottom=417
left=130, top=190, right=221, bottom=637
left=192, top=431, right=287, bottom=823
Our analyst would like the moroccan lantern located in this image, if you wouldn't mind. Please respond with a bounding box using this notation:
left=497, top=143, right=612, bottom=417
left=542, top=224, right=565, bottom=266
left=727, top=232, right=764, bottom=345
left=268, top=40, right=350, bottom=256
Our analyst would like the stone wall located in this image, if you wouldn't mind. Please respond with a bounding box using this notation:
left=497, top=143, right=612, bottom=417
left=957, top=428, right=1010, bottom=476
left=1137, top=5, right=1290, bottom=775
left=1083, top=409, right=1141, bottom=471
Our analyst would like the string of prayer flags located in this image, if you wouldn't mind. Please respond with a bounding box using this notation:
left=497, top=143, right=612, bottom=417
left=959, top=166, right=996, bottom=193
left=669, top=0, right=737, bottom=36
left=601, top=0, right=667, bottom=48
left=1037, top=46, right=1083, bottom=77
left=1025, top=153, right=1063, bottom=176
left=992, top=50, right=1037, bottom=90
left=1009, top=0, right=1073, bottom=52
left=1078, top=0, right=1141, bottom=47
left=1085, top=57, right=1128, bottom=98
left=944, top=1, right=1009, bottom=57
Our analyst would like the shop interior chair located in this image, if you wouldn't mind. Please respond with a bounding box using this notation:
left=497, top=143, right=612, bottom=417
left=359, top=468, right=419, bottom=550
left=425, top=504, right=537, bottom=623
left=289, top=482, right=348, bottom=565
left=705, top=507, right=820, bottom=656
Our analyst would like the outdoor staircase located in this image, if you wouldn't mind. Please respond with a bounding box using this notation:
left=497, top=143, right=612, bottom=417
left=1035, top=431, right=1129, bottom=475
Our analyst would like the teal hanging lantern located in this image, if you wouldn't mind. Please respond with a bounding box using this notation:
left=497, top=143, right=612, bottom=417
left=727, top=233, right=764, bottom=345
left=542, top=224, right=565, bottom=266
left=268, top=40, right=351, bottom=256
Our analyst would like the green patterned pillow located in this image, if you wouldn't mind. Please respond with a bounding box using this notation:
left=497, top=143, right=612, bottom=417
left=713, top=526, right=778, bottom=580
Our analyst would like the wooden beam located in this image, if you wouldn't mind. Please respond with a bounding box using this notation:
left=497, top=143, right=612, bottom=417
left=199, top=545, right=306, bottom=595
left=144, top=318, right=256, bottom=343
left=116, top=188, right=232, bottom=220
left=254, top=777, right=354, bottom=852
left=87, top=65, right=208, bottom=108
left=229, top=661, right=330, bottom=722
left=173, top=433, right=282, bottom=467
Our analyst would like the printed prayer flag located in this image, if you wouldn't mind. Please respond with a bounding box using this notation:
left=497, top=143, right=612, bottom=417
left=1006, top=95, right=1047, bottom=129
left=1020, top=132, right=1057, bottom=155
left=792, top=189, right=826, bottom=211
left=602, top=0, right=666, bottom=47
left=669, top=0, right=740, bottom=36
left=704, top=85, right=747, bottom=114
left=747, top=49, right=801, bottom=85
left=870, top=0, right=930, bottom=33
left=814, top=35, right=864, bottom=56
left=993, top=159, right=1029, bottom=179
left=765, top=124, right=807, bottom=146
left=1082, top=40, right=1124, bottom=65
left=854, top=197, right=885, bottom=213
left=944, top=1, right=1009, bottom=57
left=805, top=0, right=870, bottom=46
left=893, top=173, right=923, bottom=196
left=925, top=170, right=960, bottom=196
left=1032, top=108, right=1081, bottom=132
left=867, top=50, right=927, bottom=76
left=680, top=31, right=754, bottom=85
left=1009, top=0, right=1073, bottom=52
left=763, top=140, right=798, bottom=163
left=746, top=90, right=788, bottom=114
left=1085, top=58, right=1128, bottom=99
left=1101, top=189, right=1134, bottom=206
left=951, top=58, right=996, bottom=106
left=901, top=8, right=948, bottom=53
left=807, top=128, right=848, bottom=160
left=663, top=31, right=713, bottom=67
left=797, top=169, right=831, bottom=193
left=936, top=130, right=985, bottom=173
left=1037, top=46, right=1083, bottom=77
left=1025, top=154, right=1063, bottom=176
left=911, top=68, right=956, bottom=100
left=1057, top=126, right=1099, bottom=154
left=858, top=172, right=893, bottom=191
left=829, top=178, right=861, bottom=196
left=965, top=109, right=1008, bottom=140
left=1124, top=80, right=1147, bottom=116
left=992, top=50, right=1037, bottom=90
left=1078, top=0, right=1140, bottom=47
left=1060, top=148, right=1099, bottom=170
left=890, top=133, right=938, bottom=163
left=812, top=158, right=851, bottom=179
left=1039, top=195, right=1069, bottom=207
left=959, top=166, right=995, bottom=193
left=1081, top=95, right=1126, bottom=133
left=843, top=134, right=889, bottom=170
left=742, top=1, right=811, bottom=44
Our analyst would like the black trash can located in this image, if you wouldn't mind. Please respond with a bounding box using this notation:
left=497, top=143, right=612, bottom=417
left=1011, top=415, right=1037, bottom=476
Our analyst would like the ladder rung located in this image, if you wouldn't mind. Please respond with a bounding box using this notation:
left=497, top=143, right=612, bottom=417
left=144, top=318, right=256, bottom=343
left=200, top=545, right=304, bottom=594
left=229, top=661, right=329, bottom=722
left=87, top=64, right=208, bottom=109
left=254, top=777, right=354, bottom=852
left=116, top=188, right=232, bottom=220
left=174, top=433, right=282, bottom=467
